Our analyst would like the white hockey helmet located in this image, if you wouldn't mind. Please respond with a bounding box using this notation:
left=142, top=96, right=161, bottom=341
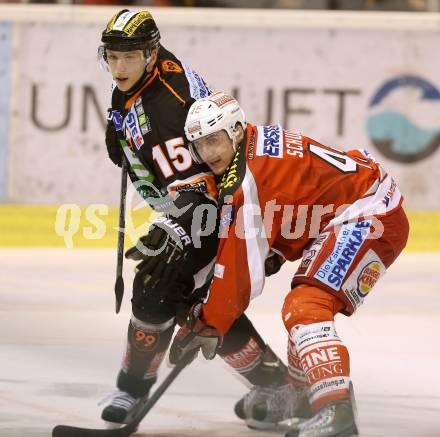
left=185, top=92, right=246, bottom=162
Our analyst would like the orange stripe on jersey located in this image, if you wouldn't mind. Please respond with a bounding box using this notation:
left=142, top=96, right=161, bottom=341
left=124, top=67, right=159, bottom=109
left=157, top=71, right=187, bottom=107
left=169, top=175, right=218, bottom=200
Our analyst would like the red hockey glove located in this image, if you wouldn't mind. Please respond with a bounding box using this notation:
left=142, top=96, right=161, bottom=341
left=169, top=303, right=223, bottom=365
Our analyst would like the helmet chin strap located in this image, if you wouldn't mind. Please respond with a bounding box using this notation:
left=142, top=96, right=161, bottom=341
left=231, top=128, right=239, bottom=152
left=232, top=127, right=244, bottom=152
left=232, top=137, right=237, bottom=153
left=143, top=48, right=154, bottom=67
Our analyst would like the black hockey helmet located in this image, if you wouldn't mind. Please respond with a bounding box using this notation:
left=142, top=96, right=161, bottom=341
left=101, top=9, right=160, bottom=53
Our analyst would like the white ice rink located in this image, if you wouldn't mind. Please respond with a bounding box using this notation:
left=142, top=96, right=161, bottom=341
left=1, top=249, right=439, bottom=437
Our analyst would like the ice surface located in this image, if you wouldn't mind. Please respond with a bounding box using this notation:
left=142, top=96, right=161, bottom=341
left=1, top=249, right=439, bottom=437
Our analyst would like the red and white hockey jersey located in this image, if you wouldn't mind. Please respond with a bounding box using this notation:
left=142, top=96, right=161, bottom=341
left=202, top=123, right=403, bottom=334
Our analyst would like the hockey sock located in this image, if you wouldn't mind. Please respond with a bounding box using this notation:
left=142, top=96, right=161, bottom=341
left=219, top=314, right=285, bottom=387
left=291, top=321, right=350, bottom=412
left=117, top=315, right=175, bottom=398
left=287, top=338, right=308, bottom=388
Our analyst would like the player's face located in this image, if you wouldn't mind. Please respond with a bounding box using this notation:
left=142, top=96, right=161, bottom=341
left=106, top=49, right=147, bottom=92
left=193, top=130, right=236, bottom=175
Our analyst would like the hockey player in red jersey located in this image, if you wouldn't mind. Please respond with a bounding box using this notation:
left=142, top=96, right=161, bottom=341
left=169, top=92, right=409, bottom=437
left=98, top=10, right=292, bottom=429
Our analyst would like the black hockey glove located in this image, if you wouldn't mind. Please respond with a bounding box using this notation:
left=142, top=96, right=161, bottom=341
left=169, top=303, right=223, bottom=365
left=125, top=216, right=194, bottom=294
left=105, top=120, right=123, bottom=167
left=264, top=252, right=285, bottom=277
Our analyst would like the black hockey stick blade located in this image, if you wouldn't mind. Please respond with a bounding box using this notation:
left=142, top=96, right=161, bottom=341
left=114, top=275, right=124, bottom=314
left=52, top=422, right=133, bottom=437
left=52, top=351, right=195, bottom=437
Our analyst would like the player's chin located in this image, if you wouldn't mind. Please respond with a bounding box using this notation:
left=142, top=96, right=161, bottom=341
left=207, top=161, right=224, bottom=175
left=115, top=78, right=131, bottom=91
left=210, top=165, right=224, bottom=176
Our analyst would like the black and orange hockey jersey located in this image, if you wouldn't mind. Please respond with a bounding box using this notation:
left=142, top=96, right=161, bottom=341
left=109, top=45, right=217, bottom=204
left=107, top=46, right=218, bottom=285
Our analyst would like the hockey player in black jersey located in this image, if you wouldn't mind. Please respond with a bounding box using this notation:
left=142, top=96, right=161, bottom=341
left=98, top=9, right=303, bottom=430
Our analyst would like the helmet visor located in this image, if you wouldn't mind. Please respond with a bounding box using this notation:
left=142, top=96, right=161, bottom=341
left=98, top=45, right=155, bottom=71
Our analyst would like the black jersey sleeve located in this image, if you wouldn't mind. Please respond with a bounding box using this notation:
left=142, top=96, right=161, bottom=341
left=170, top=191, right=219, bottom=273
left=105, top=118, right=123, bottom=167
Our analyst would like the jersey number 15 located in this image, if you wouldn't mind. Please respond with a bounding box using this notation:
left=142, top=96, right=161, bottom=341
left=152, top=137, right=193, bottom=178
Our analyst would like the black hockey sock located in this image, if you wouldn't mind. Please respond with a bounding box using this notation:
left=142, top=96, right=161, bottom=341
left=117, top=316, right=175, bottom=398
left=219, top=314, right=286, bottom=387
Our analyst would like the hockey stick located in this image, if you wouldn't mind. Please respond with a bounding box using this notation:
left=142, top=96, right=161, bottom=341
left=52, top=351, right=195, bottom=437
left=114, top=158, right=128, bottom=314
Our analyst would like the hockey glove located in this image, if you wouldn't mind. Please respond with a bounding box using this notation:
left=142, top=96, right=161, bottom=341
left=125, top=217, right=193, bottom=291
left=105, top=119, right=123, bottom=167
left=169, top=303, right=223, bottom=365
left=264, top=252, right=285, bottom=277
